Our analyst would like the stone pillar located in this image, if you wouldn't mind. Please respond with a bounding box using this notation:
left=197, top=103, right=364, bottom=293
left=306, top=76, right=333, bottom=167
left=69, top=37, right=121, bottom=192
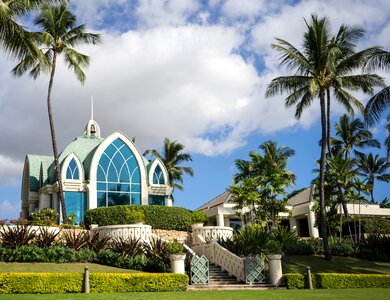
left=267, top=254, right=282, bottom=286
left=170, top=254, right=186, bottom=274
left=308, top=207, right=319, bottom=238
left=165, top=196, right=173, bottom=207
left=289, top=217, right=298, bottom=236
left=217, top=213, right=225, bottom=227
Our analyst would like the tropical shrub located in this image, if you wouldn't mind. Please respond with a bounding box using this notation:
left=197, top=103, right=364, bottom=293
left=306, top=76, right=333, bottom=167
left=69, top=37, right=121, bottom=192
left=282, top=273, right=305, bottom=289
left=283, top=239, right=314, bottom=255
left=358, top=234, right=390, bottom=262
left=62, top=230, right=89, bottom=251
left=109, top=237, right=142, bottom=258
left=143, top=237, right=171, bottom=272
left=34, top=227, right=60, bottom=248
left=29, top=208, right=59, bottom=226
left=190, top=210, right=208, bottom=225
left=329, top=238, right=356, bottom=257
left=86, top=231, right=111, bottom=253
left=314, top=273, right=390, bottom=289
left=166, top=240, right=185, bottom=255
left=0, top=225, right=36, bottom=248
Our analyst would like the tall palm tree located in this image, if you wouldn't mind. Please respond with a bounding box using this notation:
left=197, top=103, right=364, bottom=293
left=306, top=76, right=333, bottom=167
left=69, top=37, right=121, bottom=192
left=332, top=114, right=381, bottom=159
left=266, top=15, right=383, bottom=260
left=365, top=50, right=390, bottom=125
left=0, top=0, right=58, bottom=60
left=13, top=3, right=101, bottom=223
left=150, top=138, right=194, bottom=194
left=356, top=152, right=390, bottom=203
left=386, top=115, right=390, bottom=162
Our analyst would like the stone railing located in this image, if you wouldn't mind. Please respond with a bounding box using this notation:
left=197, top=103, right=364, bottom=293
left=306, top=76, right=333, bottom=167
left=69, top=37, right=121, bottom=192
left=192, top=225, right=233, bottom=245
left=91, top=224, right=152, bottom=242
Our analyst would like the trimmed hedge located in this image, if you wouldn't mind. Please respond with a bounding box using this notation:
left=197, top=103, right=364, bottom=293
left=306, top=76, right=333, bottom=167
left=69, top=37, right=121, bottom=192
left=0, top=273, right=83, bottom=294
left=90, top=273, right=188, bottom=292
left=0, top=272, right=188, bottom=294
left=282, top=273, right=390, bottom=289
left=315, top=273, right=390, bottom=289
left=85, top=205, right=203, bottom=231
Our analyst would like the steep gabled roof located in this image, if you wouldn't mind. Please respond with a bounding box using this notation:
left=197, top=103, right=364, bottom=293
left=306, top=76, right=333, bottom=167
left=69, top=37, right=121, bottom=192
left=197, top=190, right=231, bottom=211
left=26, top=155, right=53, bottom=192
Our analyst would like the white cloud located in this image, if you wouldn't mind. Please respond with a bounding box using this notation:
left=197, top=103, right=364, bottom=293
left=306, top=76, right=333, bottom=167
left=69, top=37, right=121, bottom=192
left=0, top=155, right=23, bottom=186
left=0, top=200, right=20, bottom=220
left=222, top=0, right=265, bottom=19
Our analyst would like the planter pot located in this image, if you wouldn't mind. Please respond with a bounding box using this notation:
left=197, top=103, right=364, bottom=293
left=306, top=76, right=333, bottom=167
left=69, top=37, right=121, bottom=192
left=266, top=254, right=282, bottom=286
left=169, top=254, right=186, bottom=274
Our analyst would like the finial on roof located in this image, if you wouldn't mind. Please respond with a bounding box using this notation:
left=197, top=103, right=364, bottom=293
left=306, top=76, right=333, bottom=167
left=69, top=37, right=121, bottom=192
left=84, top=96, right=101, bottom=138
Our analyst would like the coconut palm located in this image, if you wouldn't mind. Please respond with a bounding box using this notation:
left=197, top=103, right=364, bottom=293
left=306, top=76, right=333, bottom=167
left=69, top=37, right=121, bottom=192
left=365, top=50, right=390, bottom=125
left=150, top=138, right=194, bottom=193
left=266, top=15, right=384, bottom=260
left=12, top=3, right=101, bottom=223
left=356, top=152, right=390, bottom=203
left=0, top=0, right=58, bottom=59
left=332, top=114, right=381, bottom=159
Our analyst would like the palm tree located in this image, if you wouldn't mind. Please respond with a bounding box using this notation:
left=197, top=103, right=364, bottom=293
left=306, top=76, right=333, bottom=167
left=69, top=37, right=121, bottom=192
left=332, top=114, right=380, bottom=159
left=150, top=138, right=194, bottom=194
left=365, top=50, right=390, bottom=125
left=0, top=0, right=59, bottom=60
left=356, top=152, right=390, bottom=203
left=266, top=14, right=384, bottom=260
left=386, top=115, right=390, bottom=162
left=12, top=3, right=101, bottom=223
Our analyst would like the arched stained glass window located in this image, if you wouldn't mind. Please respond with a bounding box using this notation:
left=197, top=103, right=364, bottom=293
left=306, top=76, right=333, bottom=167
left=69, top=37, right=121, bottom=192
left=96, top=138, right=141, bottom=207
left=66, top=158, right=79, bottom=180
left=152, top=165, right=165, bottom=185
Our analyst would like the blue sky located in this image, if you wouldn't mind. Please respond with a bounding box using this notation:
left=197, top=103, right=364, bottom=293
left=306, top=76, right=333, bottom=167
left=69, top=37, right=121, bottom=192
left=0, top=0, right=389, bottom=218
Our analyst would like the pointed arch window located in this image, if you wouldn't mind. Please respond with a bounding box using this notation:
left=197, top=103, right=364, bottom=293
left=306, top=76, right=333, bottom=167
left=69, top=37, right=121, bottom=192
left=66, top=158, right=79, bottom=180
left=153, top=165, right=165, bottom=185
left=96, top=138, right=141, bottom=207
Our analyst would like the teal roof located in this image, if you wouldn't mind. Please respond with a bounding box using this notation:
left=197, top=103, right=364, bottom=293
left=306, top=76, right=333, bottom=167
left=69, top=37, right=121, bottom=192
left=48, top=136, right=103, bottom=183
left=26, top=155, right=53, bottom=192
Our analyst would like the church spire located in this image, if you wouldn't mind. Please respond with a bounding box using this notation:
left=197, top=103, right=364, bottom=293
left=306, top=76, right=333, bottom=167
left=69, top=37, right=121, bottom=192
left=84, top=96, right=101, bottom=138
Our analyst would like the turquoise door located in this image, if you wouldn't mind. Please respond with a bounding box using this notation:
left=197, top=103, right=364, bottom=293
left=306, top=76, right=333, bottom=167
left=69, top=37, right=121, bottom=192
left=65, top=192, right=87, bottom=225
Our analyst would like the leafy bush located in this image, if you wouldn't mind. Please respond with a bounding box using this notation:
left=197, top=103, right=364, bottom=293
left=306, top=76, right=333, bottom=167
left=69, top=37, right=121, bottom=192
left=85, top=205, right=200, bottom=231
left=62, top=230, right=89, bottom=251
left=363, top=217, right=390, bottom=235
left=0, top=225, right=36, bottom=248
left=86, top=231, right=111, bottom=253
left=34, top=227, right=60, bottom=248
left=89, top=273, right=188, bottom=292
left=97, top=250, right=156, bottom=272
left=166, top=240, right=185, bottom=255
left=284, top=240, right=314, bottom=255
left=143, top=237, right=170, bottom=271
left=282, top=273, right=305, bottom=289
left=45, top=246, right=77, bottom=263
left=329, top=238, right=356, bottom=257
left=234, top=224, right=270, bottom=256
left=314, top=273, right=390, bottom=289
left=358, top=234, right=390, bottom=262
left=271, top=226, right=298, bottom=244
left=29, top=208, right=59, bottom=226
left=110, top=237, right=142, bottom=258
left=190, top=211, right=208, bottom=224
left=75, top=248, right=97, bottom=262
left=84, top=206, right=145, bottom=228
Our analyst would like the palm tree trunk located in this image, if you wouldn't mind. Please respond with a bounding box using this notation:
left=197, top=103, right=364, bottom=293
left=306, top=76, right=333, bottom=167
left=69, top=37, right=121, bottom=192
left=47, top=51, right=67, bottom=224
left=370, top=179, right=375, bottom=203
left=326, top=89, right=333, bottom=158
left=341, top=202, right=354, bottom=243
left=320, top=89, right=332, bottom=261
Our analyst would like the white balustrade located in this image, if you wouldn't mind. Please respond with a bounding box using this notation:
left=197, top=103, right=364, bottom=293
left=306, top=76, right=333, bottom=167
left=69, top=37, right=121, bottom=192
left=91, top=224, right=152, bottom=242
left=192, top=225, right=233, bottom=245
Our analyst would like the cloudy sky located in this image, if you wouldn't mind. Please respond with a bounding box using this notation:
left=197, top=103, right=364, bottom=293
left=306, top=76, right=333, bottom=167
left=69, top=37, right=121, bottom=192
left=1, top=0, right=390, bottom=219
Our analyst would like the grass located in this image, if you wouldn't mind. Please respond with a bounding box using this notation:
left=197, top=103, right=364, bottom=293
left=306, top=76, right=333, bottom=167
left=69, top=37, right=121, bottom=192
left=0, top=262, right=140, bottom=273
left=0, top=289, right=389, bottom=300
left=282, top=255, right=390, bottom=274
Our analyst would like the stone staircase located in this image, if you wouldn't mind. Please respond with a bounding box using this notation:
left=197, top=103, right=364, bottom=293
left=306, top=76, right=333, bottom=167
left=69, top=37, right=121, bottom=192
left=187, top=263, right=280, bottom=291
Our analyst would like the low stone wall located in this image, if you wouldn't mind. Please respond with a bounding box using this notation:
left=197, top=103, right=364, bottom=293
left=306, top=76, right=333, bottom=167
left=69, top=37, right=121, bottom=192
left=152, top=229, right=192, bottom=245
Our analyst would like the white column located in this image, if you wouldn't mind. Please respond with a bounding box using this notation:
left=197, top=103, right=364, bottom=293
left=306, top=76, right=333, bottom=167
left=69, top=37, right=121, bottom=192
left=289, top=217, right=298, bottom=236
left=308, top=208, right=319, bottom=238
left=165, top=196, right=173, bottom=207
left=217, top=213, right=225, bottom=227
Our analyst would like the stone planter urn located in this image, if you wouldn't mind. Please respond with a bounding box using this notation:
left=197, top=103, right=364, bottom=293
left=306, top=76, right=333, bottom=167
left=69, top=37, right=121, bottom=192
left=266, top=254, right=282, bottom=286
left=169, top=254, right=186, bottom=274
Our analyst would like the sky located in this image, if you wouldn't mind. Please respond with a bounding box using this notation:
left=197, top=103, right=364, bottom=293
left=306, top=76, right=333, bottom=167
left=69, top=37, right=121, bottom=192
left=0, top=0, right=390, bottom=219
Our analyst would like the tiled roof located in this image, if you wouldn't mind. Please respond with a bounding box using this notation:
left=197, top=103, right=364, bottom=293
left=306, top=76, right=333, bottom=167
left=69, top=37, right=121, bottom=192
left=47, top=136, right=103, bottom=183
left=197, top=190, right=231, bottom=211
left=26, top=155, right=53, bottom=192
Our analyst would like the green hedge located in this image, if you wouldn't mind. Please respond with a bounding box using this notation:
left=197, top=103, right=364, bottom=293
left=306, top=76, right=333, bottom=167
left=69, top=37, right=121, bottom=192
left=90, top=273, right=188, bottom=292
left=0, top=272, right=188, bottom=294
left=314, top=273, right=390, bottom=289
left=282, top=273, right=390, bottom=289
left=85, top=205, right=205, bottom=231
left=0, top=273, right=83, bottom=294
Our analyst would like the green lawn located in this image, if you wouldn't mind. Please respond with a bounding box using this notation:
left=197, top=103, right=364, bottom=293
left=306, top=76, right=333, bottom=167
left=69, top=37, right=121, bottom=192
left=0, top=289, right=389, bottom=300
left=282, top=255, right=390, bottom=274
left=0, top=262, right=140, bottom=273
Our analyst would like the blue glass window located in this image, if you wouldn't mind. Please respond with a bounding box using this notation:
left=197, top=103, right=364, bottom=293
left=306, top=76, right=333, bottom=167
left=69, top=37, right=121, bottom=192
left=66, top=158, right=79, bottom=180
left=96, top=138, right=141, bottom=206
left=65, top=192, right=86, bottom=225
left=148, top=195, right=165, bottom=206
left=153, top=165, right=165, bottom=185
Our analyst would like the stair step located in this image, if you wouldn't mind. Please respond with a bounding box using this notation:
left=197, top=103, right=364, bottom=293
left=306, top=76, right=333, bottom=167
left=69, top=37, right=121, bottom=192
left=187, top=284, right=283, bottom=291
